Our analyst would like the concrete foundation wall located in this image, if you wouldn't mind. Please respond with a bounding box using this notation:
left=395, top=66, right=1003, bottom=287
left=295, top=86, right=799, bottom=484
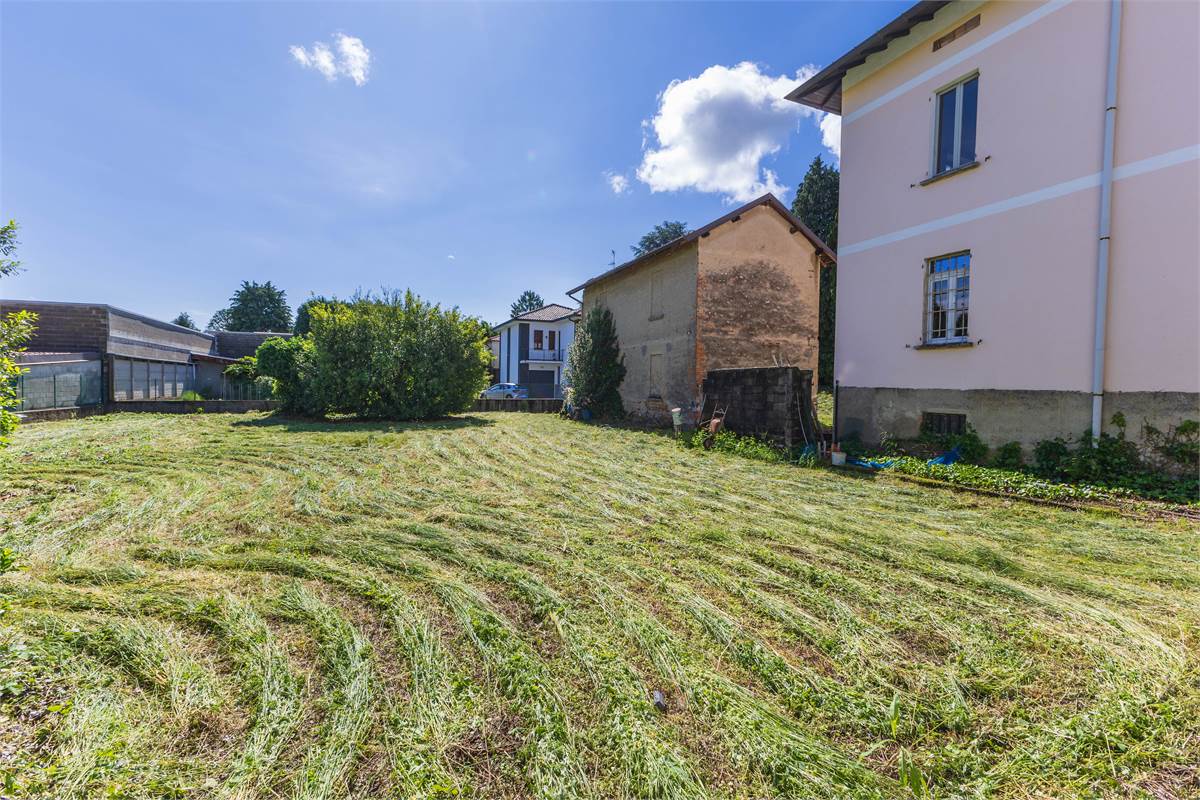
left=583, top=242, right=699, bottom=421
left=837, top=385, right=1200, bottom=452
left=696, top=204, right=822, bottom=385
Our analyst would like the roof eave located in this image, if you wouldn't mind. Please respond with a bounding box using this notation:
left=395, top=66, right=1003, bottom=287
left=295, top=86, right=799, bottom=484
left=567, top=194, right=835, bottom=296
left=784, top=1, right=950, bottom=115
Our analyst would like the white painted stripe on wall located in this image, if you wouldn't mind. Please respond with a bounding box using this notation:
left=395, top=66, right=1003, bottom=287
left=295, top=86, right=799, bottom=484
left=843, top=0, right=1073, bottom=126
left=839, top=144, right=1200, bottom=256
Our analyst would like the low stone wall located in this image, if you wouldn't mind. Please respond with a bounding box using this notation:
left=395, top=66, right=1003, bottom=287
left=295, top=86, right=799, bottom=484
left=110, top=400, right=278, bottom=415
left=472, top=398, right=562, bottom=414
left=700, top=366, right=819, bottom=449
left=835, top=386, right=1200, bottom=451
left=16, top=405, right=107, bottom=424
left=16, top=399, right=278, bottom=424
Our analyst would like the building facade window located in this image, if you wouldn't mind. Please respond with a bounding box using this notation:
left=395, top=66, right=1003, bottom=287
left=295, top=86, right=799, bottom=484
left=533, top=329, right=544, bottom=350
left=925, top=251, right=970, bottom=343
left=933, top=74, right=978, bottom=175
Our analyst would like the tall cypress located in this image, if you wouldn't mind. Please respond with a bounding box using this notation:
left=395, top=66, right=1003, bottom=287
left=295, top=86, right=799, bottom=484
left=791, top=155, right=840, bottom=389
left=566, top=305, right=626, bottom=419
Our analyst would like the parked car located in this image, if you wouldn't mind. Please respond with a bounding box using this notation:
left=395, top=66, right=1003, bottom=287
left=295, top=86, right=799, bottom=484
left=480, top=383, right=528, bottom=399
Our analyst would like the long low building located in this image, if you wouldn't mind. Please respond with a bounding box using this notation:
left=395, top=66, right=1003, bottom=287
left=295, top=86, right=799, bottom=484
left=1, top=299, right=289, bottom=411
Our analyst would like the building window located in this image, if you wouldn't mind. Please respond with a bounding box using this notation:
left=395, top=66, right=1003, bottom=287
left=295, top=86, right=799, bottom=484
left=548, top=330, right=557, bottom=352
left=922, top=412, right=967, bottom=436
left=533, top=329, right=544, bottom=350
left=933, top=74, right=978, bottom=175
left=925, top=251, right=970, bottom=343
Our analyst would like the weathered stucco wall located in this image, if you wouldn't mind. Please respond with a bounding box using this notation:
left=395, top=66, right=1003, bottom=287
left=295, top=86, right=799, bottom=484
left=695, top=203, right=821, bottom=385
left=582, top=242, right=698, bottom=420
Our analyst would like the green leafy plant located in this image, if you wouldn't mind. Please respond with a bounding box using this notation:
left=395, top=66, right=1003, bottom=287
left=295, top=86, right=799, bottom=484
left=920, top=424, right=988, bottom=464
left=255, top=335, right=316, bottom=414
left=992, top=441, right=1023, bottom=470
left=0, top=220, right=36, bottom=446
left=1143, top=419, right=1199, bottom=472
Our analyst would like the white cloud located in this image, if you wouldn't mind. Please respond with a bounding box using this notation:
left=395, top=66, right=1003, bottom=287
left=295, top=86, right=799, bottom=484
left=446, top=254, right=456, bottom=260
left=636, top=61, right=839, bottom=203
left=605, top=171, right=630, bottom=195
left=819, top=113, right=841, bottom=161
left=290, top=33, right=371, bottom=86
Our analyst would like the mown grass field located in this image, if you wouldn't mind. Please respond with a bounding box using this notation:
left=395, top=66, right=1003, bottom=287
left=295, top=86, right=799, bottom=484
left=1, top=411, right=1197, bottom=800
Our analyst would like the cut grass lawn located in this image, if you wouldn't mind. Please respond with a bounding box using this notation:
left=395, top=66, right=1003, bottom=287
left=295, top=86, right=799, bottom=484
left=1, top=411, right=1197, bottom=799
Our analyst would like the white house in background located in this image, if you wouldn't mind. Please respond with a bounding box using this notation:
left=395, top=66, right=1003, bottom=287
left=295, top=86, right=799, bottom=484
left=492, top=303, right=579, bottom=398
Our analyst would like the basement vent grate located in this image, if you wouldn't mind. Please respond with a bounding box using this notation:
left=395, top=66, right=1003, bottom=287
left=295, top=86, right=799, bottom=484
left=922, top=412, right=967, bottom=436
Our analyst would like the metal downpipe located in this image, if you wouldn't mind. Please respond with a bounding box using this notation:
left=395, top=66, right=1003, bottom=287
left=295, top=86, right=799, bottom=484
left=1090, top=0, right=1122, bottom=443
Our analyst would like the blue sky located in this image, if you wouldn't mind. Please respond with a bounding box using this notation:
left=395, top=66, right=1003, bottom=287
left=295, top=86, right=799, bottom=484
left=1, top=1, right=905, bottom=327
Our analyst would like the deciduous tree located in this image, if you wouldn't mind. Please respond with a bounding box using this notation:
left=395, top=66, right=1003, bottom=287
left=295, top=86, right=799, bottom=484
left=209, top=281, right=292, bottom=332
left=631, top=220, right=688, bottom=257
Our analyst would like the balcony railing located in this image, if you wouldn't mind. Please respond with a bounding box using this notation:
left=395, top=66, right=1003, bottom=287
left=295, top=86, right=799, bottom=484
left=525, top=348, right=564, bottom=362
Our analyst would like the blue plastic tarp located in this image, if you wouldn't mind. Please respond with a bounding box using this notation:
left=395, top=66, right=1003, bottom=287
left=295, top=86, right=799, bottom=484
left=850, top=446, right=961, bottom=471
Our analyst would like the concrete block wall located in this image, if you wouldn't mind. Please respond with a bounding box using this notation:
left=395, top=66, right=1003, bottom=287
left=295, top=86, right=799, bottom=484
left=701, top=366, right=818, bottom=449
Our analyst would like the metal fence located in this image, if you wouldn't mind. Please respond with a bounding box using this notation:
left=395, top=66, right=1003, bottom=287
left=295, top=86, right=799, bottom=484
left=14, top=359, right=103, bottom=411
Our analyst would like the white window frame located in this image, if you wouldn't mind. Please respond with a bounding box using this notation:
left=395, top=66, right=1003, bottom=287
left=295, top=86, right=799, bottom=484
left=924, top=251, right=971, bottom=344
left=929, top=72, right=979, bottom=176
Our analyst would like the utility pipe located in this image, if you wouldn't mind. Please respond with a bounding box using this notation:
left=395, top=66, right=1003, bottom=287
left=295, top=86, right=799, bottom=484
left=1090, top=0, right=1122, bottom=443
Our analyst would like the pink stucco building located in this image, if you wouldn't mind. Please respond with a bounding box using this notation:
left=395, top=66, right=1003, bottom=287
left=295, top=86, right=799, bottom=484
left=788, top=0, right=1199, bottom=450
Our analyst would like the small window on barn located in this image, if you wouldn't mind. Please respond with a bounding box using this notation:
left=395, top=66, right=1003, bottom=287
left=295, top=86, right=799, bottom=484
left=649, top=272, right=664, bottom=320
left=922, top=412, right=967, bottom=437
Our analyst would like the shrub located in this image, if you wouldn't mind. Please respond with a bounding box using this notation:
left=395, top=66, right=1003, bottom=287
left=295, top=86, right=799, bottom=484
left=1144, top=419, right=1199, bottom=473
left=302, top=291, right=489, bottom=420
left=566, top=305, right=626, bottom=420
left=992, top=441, right=1023, bottom=470
left=224, top=356, right=258, bottom=381
left=1033, top=437, right=1070, bottom=475
left=256, top=335, right=316, bottom=414
left=0, top=309, right=36, bottom=446
left=920, top=424, right=988, bottom=464
left=1025, top=416, right=1199, bottom=505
